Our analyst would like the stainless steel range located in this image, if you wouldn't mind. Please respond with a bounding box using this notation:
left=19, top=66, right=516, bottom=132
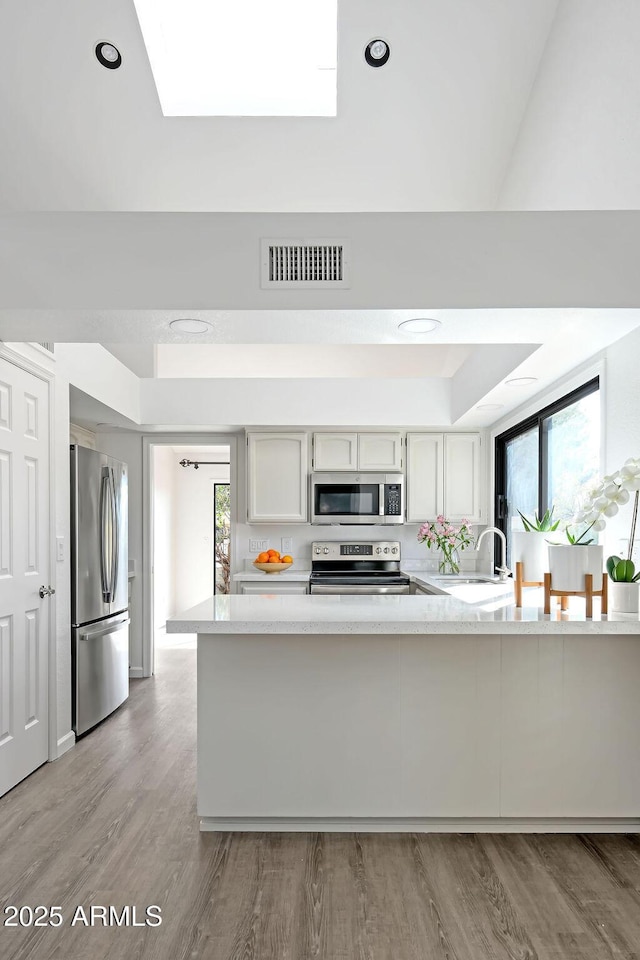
left=309, top=541, right=411, bottom=595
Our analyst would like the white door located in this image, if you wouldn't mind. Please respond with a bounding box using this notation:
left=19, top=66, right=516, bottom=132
left=0, top=359, right=50, bottom=797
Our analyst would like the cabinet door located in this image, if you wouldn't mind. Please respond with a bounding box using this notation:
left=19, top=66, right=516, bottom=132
left=313, top=433, right=358, bottom=471
left=406, top=433, right=444, bottom=522
left=247, top=433, right=308, bottom=523
left=240, top=581, right=309, bottom=595
left=358, top=433, right=402, bottom=471
left=443, top=433, right=483, bottom=522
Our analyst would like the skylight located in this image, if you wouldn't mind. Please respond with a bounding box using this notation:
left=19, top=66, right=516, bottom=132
left=133, top=0, right=338, bottom=117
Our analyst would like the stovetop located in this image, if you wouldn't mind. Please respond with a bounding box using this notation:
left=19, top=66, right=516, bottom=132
left=310, top=541, right=409, bottom=585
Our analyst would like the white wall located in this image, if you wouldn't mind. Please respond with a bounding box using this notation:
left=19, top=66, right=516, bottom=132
left=499, top=0, right=640, bottom=210
left=56, top=343, right=141, bottom=423
left=152, top=445, right=176, bottom=629
left=171, top=451, right=230, bottom=614
left=603, top=326, right=640, bottom=563
left=4, top=213, right=640, bottom=315
left=54, top=376, right=73, bottom=752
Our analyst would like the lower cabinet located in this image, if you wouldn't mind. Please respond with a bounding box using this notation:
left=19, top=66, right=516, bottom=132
left=239, top=581, right=309, bottom=595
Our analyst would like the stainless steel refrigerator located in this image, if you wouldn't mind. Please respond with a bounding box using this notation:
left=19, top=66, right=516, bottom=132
left=70, top=445, right=129, bottom=737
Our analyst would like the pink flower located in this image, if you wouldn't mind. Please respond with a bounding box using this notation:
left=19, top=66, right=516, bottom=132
left=436, top=515, right=445, bottom=524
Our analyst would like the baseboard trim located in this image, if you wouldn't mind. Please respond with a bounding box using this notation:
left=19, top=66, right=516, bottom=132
left=200, top=816, right=640, bottom=834
left=55, top=731, right=75, bottom=759
left=129, top=667, right=144, bottom=678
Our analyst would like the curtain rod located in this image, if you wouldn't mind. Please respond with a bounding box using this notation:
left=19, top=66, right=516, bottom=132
left=179, top=459, right=229, bottom=471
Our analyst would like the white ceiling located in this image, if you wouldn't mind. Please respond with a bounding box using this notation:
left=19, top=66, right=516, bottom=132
left=0, top=0, right=558, bottom=211
left=2, top=2, right=639, bottom=211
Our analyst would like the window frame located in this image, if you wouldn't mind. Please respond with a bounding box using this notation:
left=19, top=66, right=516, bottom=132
left=494, top=376, right=600, bottom=540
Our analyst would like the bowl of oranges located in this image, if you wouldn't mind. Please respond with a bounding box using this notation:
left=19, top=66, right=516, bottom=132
left=253, top=549, right=294, bottom=574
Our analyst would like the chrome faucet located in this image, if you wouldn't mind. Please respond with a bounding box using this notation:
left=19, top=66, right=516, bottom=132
left=475, top=527, right=511, bottom=581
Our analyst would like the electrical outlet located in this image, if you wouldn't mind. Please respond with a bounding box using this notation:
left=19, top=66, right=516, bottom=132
left=250, top=539, right=269, bottom=553
left=281, top=537, right=293, bottom=555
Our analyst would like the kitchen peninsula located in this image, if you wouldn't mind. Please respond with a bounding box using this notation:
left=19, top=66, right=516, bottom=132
left=168, top=594, right=640, bottom=833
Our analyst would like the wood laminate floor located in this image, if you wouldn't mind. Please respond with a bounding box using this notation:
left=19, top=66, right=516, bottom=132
left=2, top=644, right=640, bottom=960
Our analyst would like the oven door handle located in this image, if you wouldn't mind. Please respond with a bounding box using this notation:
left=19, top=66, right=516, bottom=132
left=310, top=584, right=410, bottom=595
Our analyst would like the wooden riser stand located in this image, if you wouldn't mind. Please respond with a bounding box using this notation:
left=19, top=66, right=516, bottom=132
left=543, top=571, right=608, bottom=619
left=514, top=561, right=566, bottom=609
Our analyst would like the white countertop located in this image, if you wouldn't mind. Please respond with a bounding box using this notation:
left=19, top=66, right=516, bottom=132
left=167, top=593, right=640, bottom=636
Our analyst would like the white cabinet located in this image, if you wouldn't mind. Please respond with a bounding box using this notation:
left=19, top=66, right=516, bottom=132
left=358, top=433, right=402, bottom=471
left=240, top=581, right=309, bottom=595
left=444, top=433, right=482, bottom=522
left=313, top=432, right=402, bottom=471
left=406, top=434, right=443, bottom=522
left=406, top=432, right=483, bottom=523
left=247, top=433, right=308, bottom=523
left=313, top=433, right=358, bottom=471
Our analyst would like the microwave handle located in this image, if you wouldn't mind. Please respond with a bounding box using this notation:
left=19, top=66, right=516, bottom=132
left=379, top=483, right=385, bottom=517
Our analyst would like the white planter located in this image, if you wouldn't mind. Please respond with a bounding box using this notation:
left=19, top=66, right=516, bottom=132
left=511, top=531, right=549, bottom=582
left=610, top=581, right=640, bottom=614
left=548, top=544, right=604, bottom=593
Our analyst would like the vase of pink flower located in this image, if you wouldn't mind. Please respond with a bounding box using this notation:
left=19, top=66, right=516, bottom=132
left=417, top=516, right=474, bottom=575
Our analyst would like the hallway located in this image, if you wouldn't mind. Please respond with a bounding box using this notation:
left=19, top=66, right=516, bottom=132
left=3, top=645, right=640, bottom=959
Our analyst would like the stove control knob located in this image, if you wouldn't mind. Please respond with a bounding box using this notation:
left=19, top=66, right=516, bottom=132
left=392, top=547, right=398, bottom=554
left=376, top=547, right=382, bottom=554
left=384, top=547, right=390, bottom=554
left=315, top=547, right=321, bottom=555
left=323, top=547, right=330, bottom=554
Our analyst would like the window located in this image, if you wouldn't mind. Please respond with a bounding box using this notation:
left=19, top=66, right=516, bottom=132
left=133, top=0, right=338, bottom=117
left=495, top=379, right=600, bottom=565
left=214, top=483, right=231, bottom=594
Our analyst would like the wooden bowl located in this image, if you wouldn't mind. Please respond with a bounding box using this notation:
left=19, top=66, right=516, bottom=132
left=253, top=561, right=293, bottom=575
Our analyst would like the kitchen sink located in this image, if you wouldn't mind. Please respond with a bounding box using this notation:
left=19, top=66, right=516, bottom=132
left=432, top=577, right=502, bottom=585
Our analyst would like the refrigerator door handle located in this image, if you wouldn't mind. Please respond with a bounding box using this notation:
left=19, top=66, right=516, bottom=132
left=109, top=467, right=119, bottom=604
left=78, top=617, right=130, bottom=640
left=100, top=470, right=113, bottom=603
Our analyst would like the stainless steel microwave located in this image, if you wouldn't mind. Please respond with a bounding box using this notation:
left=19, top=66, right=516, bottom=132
left=311, top=473, right=404, bottom=525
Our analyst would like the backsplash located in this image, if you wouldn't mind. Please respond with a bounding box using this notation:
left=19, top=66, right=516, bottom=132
left=235, top=519, right=492, bottom=573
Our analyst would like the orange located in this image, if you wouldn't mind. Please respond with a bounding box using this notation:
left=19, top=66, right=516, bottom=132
left=267, top=549, right=280, bottom=558
left=281, top=555, right=293, bottom=563
left=268, top=555, right=281, bottom=563
left=256, top=552, right=270, bottom=563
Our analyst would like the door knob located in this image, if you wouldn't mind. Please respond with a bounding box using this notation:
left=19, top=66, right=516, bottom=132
left=39, top=585, right=56, bottom=599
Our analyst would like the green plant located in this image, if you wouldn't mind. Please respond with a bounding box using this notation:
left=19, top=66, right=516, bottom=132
left=517, top=507, right=561, bottom=532
left=564, top=520, right=596, bottom=545
left=606, top=556, right=640, bottom=583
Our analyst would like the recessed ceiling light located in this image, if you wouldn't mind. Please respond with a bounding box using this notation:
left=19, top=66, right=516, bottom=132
left=95, top=41, right=122, bottom=69
left=169, top=318, right=211, bottom=334
left=365, top=39, right=390, bottom=67
left=398, top=318, right=441, bottom=335
left=505, top=377, right=538, bottom=387
left=476, top=403, right=504, bottom=411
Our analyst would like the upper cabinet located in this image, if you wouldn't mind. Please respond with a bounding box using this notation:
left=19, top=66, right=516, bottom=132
left=406, top=432, right=484, bottom=524
left=443, top=433, right=482, bottom=522
left=313, top=433, right=358, bottom=471
left=406, top=434, right=444, bottom=522
left=247, top=433, right=309, bottom=523
left=313, top=432, right=402, bottom=472
left=357, top=433, right=403, bottom=471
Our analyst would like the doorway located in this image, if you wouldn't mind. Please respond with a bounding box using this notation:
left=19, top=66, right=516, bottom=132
left=149, top=441, right=232, bottom=667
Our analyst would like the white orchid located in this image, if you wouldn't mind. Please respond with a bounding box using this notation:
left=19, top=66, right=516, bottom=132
left=573, top=457, right=640, bottom=561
